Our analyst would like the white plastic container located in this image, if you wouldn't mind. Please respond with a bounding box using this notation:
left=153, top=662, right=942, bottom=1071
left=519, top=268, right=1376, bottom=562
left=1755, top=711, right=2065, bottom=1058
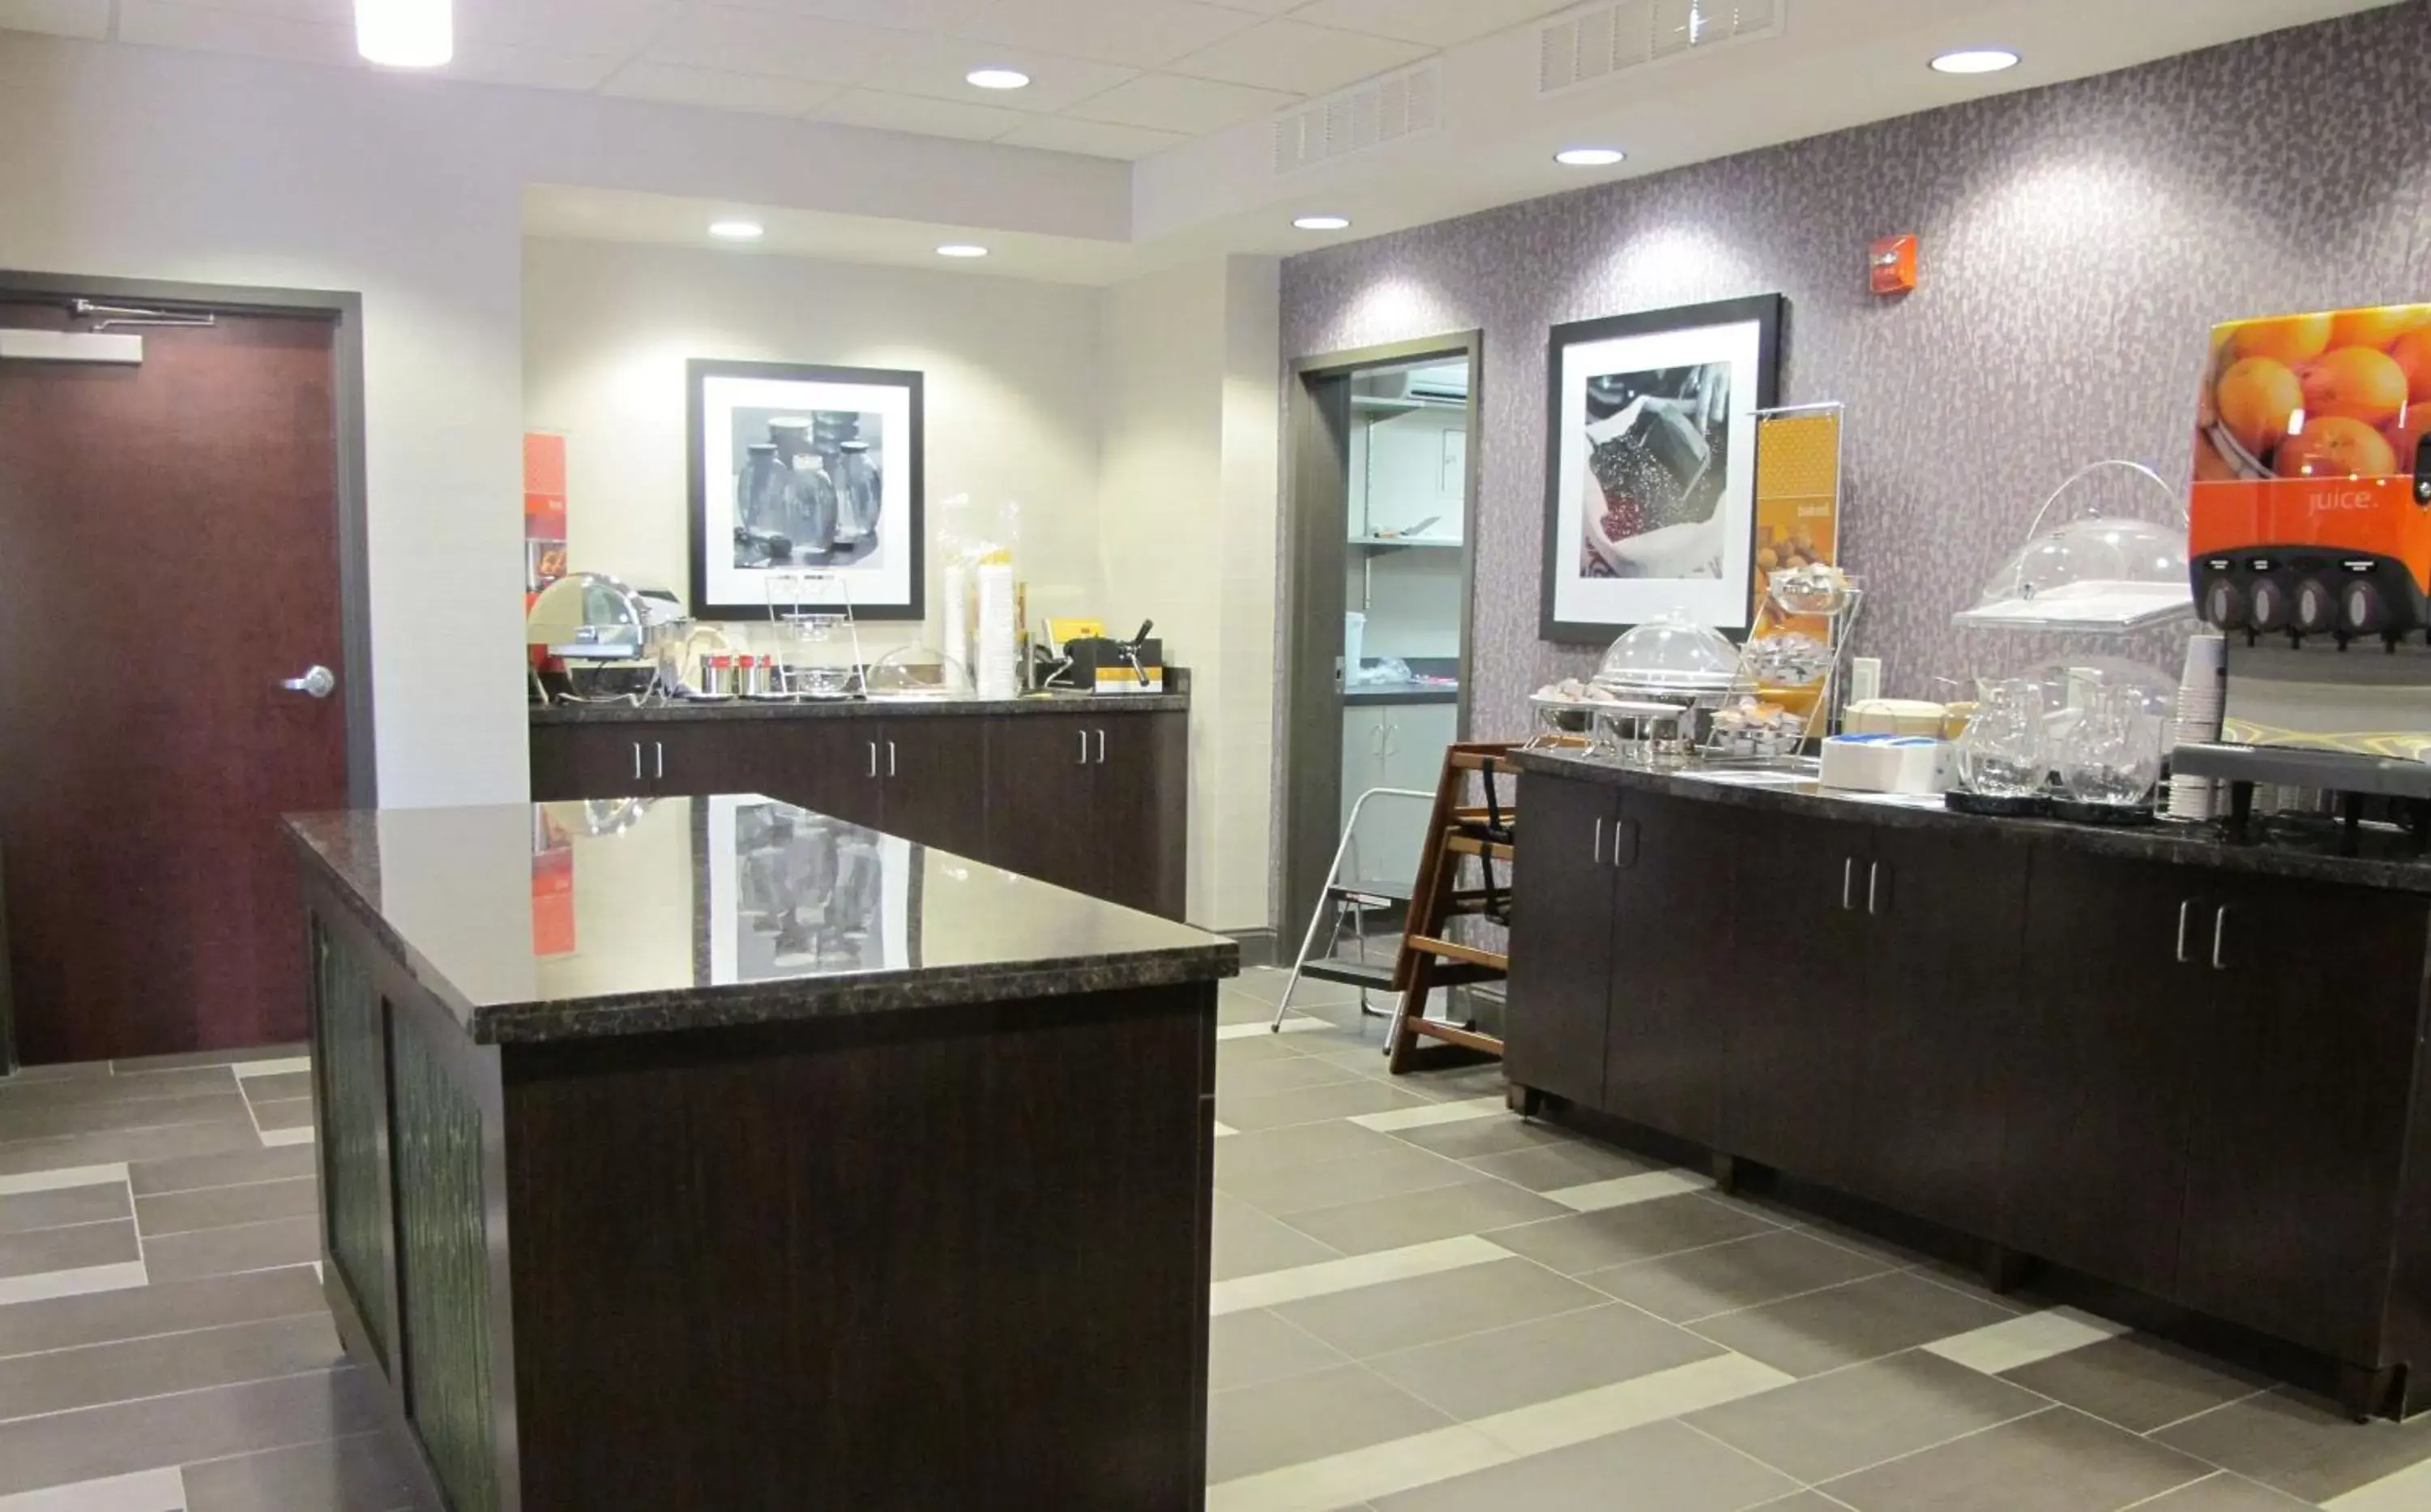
left=1344, top=611, right=1366, bottom=686
left=1819, top=735, right=1954, bottom=795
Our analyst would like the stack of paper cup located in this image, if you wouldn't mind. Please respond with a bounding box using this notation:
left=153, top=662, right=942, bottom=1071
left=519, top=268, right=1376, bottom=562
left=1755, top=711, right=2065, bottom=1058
left=976, top=562, right=1019, bottom=700
left=2164, top=634, right=2228, bottom=821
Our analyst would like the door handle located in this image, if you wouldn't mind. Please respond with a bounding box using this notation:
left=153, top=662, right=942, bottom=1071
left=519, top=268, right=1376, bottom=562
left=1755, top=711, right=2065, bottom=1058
left=1078, top=730, right=1089, bottom=766
left=1612, top=818, right=1638, bottom=869
left=280, top=664, right=335, bottom=699
left=1384, top=723, right=1399, bottom=757
left=869, top=741, right=880, bottom=779
left=887, top=740, right=897, bottom=778
left=1371, top=724, right=1384, bottom=757
left=1592, top=816, right=1604, bottom=866
left=2213, top=904, right=2230, bottom=971
left=1867, top=861, right=1882, bottom=916
left=633, top=742, right=643, bottom=783
left=1842, top=857, right=1856, bottom=911
left=2176, top=900, right=2194, bottom=964
left=1094, top=728, right=1106, bottom=765
left=654, top=741, right=664, bottom=780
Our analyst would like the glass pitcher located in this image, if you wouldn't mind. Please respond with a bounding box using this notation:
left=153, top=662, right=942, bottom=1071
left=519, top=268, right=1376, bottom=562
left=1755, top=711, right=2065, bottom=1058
left=2059, top=682, right=2162, bottom=807
left=1955, top=677, right=2049, bottom=797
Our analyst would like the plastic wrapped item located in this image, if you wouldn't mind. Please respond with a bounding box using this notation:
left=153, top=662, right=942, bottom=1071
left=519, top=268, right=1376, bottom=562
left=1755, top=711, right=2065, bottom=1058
left=865, top=645, right=976, bottom=702
left=1592, top=611, right=1739, bottom=693
left=1954, top=462, right=2194, bottom=633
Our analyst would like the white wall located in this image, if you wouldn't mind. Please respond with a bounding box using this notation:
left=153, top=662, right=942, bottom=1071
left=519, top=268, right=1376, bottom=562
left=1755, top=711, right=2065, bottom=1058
left=523, top=238, right=1106, bottom=659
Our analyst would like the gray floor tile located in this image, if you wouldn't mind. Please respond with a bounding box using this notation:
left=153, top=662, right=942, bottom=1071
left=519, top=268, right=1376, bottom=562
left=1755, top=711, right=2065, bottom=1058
left=1218, top=1145, right=1478, bottom=1218
left=0, top=1365, right=383, bottom=1497
left=1387, top=1115, right=1583, bottom=1160
left=1391, top=1065, right=1508, bottom=1104
left=1207, top=1364, right=1453, bottom=1484
left=138, top=1179, right=318, bottom=1239
left=0, top=1091, right=253, bottom=1145
left=0, top=1122, right=265, bottom=1180
left=247, top=1100, right=314, bottom=1134
left=0, top=1218, right=139, bottom=1279
left=1217, top=1079, right=1431, bottom=1133
left=1368, top=1301, right=1725, bottom=1420
left=2155, top=1387, right=2431, bottom=1503
left=130, top=1144, right=318, bottom=1198
left=182, top=1429, right=438, bottom=1512
left=1220, top=995, right=1284, bottom=1027
left=1282, top=1178, right=1570, bottom=1257
left=1272, top=1256, right=1609, bottom=1360
left=1227, top=969, right=1365, bottom=1010
left=237, top=1073, right=313, bottom=1104
left=1374, top=1417, right=1799, bottom=1512
left=1685, top=1350, right=2051, bottom=1485
left=0, top=1061, right=110, bottom=1083
left=1687, top=1271, right=2021, bottom=1379
left=0, top=1312, right=344, bottom=1423
left=1217, top=1055, right=1369, bottom=1099
left=1209, top=1309, right=1350, bottom=1393
left=1216, top=1034, right=1320, bottom=1066
left=143, top=1217, right=321, bottom=1285
left=1582, top=1228, right=1899, bottom=1323
left=0, top=1181, right=134, bottom=1237
left=1213, top=1194, right=1342, bottom=1282
left=2127, top=1471, right=2322, bottom=1512
left=1460, top=1138, right=1666, bottom=1192
left=2001, top=1334, right=2273, bottom=1435
left=1823, top=1405, right=2213, bottom=1512
left=0, top=1269, right=326, bottom=1360
left=110, top=1046, right=305, bottom=1076
left=0, top=1067, right=237, bottom=1109
left=1216, top=1120, right=1408, bottom=1181
left=1485, top=1193, right=1783, bottom=1275
left=1747, top=1497, right=1849, bottom=1512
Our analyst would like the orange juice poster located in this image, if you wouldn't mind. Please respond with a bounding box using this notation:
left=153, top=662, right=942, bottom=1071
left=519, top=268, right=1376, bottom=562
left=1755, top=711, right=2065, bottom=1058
left=1750, top=408, right=1842, bottom=616
left=524, top=430, right=569, bottom=599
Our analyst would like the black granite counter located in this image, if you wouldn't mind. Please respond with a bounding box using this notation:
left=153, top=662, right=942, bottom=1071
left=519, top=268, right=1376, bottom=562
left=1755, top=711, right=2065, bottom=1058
left=1512, top=749, right=2431, bottom=895
left=285, top=796, right=1236, bottom=1044
left=532, top=692, right=1187, bottom=725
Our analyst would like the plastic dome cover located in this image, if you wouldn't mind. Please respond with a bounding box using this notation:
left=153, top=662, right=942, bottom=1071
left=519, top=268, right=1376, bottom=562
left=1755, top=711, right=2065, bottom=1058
left=1959, top=515, right=2194, bottom=633
left=1592, top=610, right=1739, bottom=690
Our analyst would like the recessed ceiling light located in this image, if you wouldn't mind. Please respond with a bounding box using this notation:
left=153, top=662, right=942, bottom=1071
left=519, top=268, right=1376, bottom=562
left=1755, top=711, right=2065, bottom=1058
left=966, top=67, right=1031, bottom=90
left=937, top=244, right=990, bottom=258
left=1930, top=48, right=2019, bottom=75
left=1555, top=147, right=1626, bottom=167
left=708, top=220, right=765, bottom=241
left=356, top=0, right=451, bottom=66
left=1294, top=215, right=1351, bottom=231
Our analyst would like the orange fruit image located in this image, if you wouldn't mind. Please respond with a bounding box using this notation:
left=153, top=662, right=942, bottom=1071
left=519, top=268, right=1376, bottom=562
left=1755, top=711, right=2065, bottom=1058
left=2233, top=313, right=2334, bottom=365
left=2390, top=330, right=2431, bottom=402
left=2385, top=407, right=2431, bottom=471
left=2330, top=305, right=2431, bottom=349
left=2301, top=346, right=2411, bottom=426
left=2276, top=416, right=2398, bottom=479
left=2193, top=430, right=2241, bottom=482
left=2215, top=357, right=2304, bottom=457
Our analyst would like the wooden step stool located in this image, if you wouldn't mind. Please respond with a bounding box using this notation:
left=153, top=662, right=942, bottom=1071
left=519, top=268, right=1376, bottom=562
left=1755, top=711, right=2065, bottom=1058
left=1384, top=743, right=1519, bottom=1075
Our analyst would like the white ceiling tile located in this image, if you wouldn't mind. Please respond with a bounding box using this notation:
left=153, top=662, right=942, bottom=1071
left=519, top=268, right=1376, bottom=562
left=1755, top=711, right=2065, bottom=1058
left=1064, top=70, right=1295, bottom=134
left=115, top=0, right=359, bottom=66
left=815, top=87, right=1023, bottom=139
left=995, top=113, right=1187, bottom=160
left=457, top=0, right=681, bottom=58
left=0, top=0, right=111, bottom=41
left=446, top=42, right=625, bottom=90
left=957, top=0, right=1264, bottom=70
left=1290, top=0, right=1579, bottom=48
left=645, top=6, right=911, bottom=84
left=711, top=0, right=996, bottom=28
left=1175, top=0, right=1303, bottom=14
left=857, top=32, right=1135, bottom=114
left=126, top=0, right=348, bottom=23
left=602, top=58, right=838, bottom=113
left=1168, top=17, right=1429, bottom=95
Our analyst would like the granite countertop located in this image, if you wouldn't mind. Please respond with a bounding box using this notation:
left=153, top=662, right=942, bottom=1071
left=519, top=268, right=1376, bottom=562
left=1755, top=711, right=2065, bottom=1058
left=532, top=692, right=1188, bottom=725
left=285, top=797, right=1237, bottom=1044
left=1345, top=681, right=1460, bottom=707
left=1512, top=749, right=2431, bottom=895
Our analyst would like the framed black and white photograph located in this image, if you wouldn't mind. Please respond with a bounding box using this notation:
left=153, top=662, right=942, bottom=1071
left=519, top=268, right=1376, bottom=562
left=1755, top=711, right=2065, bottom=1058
left=1540, top=295, right=1783, bottom=642
left=706, top=796, right=913, bottom=985
left=688, top=359, right=925, bottom=620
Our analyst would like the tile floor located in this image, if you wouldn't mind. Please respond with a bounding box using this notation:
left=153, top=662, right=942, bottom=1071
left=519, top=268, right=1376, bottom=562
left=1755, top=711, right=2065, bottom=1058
left=0, top=970, right=2427, bottom=1510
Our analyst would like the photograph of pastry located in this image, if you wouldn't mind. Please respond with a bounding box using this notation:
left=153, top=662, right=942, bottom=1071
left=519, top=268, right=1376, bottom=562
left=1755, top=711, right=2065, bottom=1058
left=1578, top=361, right=1733, bottom=580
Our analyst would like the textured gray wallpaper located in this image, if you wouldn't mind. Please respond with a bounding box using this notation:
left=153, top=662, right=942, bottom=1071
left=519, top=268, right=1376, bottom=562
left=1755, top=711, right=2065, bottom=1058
left=1282, top=2, right=2431, bottom=743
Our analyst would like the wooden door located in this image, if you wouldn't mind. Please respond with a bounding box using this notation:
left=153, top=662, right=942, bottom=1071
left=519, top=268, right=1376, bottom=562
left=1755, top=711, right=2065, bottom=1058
left=2177, top=878, right=2429, bottom=1359
left=1848, top=826, right=2028, bottom=1237
left=531, top=724, right=651, bottom=802
left=1503, top=772, right=1618, bottom=1109
left=878, top=719, right=989, bottom=857
left=1603, top=792, right=1745, bottom=1147
left=0, top=304, right=348, bottom=1061
left=984, top=714, right=1100, bottom=898
left=2000, top=848, right=2204, bottom=1297
left=1090, top=713, right=1188, bottom=917
left=1718, top=811, right=1872, bottom=1187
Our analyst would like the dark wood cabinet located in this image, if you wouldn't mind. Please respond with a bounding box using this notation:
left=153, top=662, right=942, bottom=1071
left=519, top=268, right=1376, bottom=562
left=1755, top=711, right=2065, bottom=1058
left=1604, top=792, right=1747, bottom=1146
left=874, top=720, right=989, bottom=854
left=984, top=714, right=1101, bottom=899
left=981, top=713, right=1188, bottom=919
left=532, top=724, right=654, bottom=801
left=1094, top=714, right=1189, bottom=917
left=1504, top=774, right=1617, bottom=1110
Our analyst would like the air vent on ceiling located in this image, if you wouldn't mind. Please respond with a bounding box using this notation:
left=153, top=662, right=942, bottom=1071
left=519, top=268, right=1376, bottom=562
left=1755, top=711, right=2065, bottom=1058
left=1540, top=0, right=1783, bottom=96
left=1273, top=61, right=1442, bottom=177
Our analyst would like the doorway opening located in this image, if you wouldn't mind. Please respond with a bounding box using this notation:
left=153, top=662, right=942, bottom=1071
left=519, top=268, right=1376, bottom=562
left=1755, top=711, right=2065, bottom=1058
left=1279, top=332, right=1483, bottom=977
left=0, top=272, right=374, bottom=1071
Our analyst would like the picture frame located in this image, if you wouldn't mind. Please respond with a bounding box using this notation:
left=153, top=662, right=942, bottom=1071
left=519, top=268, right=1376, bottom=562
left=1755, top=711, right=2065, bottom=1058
left=686, top=358, right=925, bottom=621
left=1540, top=294, right=1784, bottom=643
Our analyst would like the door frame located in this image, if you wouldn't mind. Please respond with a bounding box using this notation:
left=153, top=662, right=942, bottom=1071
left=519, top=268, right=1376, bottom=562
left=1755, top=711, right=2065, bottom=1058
left=0, top=271, right=376, bottom=1074
left=1277, top=330, right=1484, bottom=948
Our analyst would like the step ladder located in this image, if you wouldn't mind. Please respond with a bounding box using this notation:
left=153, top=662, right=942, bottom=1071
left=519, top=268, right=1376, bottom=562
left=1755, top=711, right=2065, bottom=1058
left=1269, top=788, right=1436, bottom=1030
left=1384, top=743, right=1519, bottom=1075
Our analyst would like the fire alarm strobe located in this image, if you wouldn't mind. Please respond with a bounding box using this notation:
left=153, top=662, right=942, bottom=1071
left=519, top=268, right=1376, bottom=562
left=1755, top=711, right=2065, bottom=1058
left=1871, top=234, right=1918, bottom=295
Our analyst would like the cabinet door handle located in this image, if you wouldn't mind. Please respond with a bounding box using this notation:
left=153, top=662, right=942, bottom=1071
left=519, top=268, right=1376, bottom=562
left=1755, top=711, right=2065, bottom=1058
left=869, top=741, right=880, bottom=779
left=887, top=741, right=897, bottom=778
left=1842, top=858, right=1856, bottom=911
left=1592, top=816, right=1604, bottom=866
left=1078, top=730, right=1089, bottom=766
left=2212, top=905, right=2230, bottom=971
left=1613, top=818, right=1638, bottom=870
left=1868, top=861, right=1882, bottom=916
left=1095, top=728, right=1107, bottom=765
left=633, top=742, right=643, bottom=783
left=2176, top=900, right=2194, bottom=964
left=1371, top=724, right=1384, bottom=757
left=1385, top=724, right=1399, bottom=757
left=654, top=741, right=664, bottom=781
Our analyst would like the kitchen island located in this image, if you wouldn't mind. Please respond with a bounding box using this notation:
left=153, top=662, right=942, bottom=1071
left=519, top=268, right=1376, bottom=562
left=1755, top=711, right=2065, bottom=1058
left=1506, top=750, right=2431, bottom=1420
left=288, top=795, right=1237, bottom=1511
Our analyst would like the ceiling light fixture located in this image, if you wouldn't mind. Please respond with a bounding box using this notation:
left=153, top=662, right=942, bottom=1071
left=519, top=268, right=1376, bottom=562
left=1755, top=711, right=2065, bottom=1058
left=1294, top=215, right=1351, bottom=231
left=966, top=67, right=1031, bottom=90
left=355, top=0, right=453, bottom=67
left=708, top=220, right=765, bottom=241
left=937, top=244, right=990, bottom=258
left=1555, top=147, right=1626, bottom=167
left=1930, top=48, right=2019, bottom=75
